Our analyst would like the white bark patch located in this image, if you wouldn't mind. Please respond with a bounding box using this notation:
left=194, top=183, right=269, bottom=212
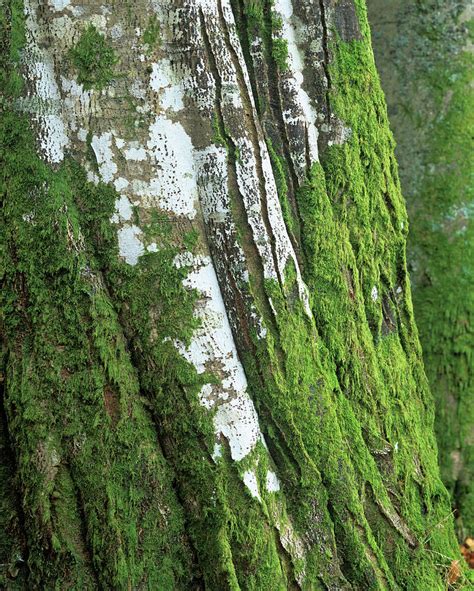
left=110, top=24, right=124, bottom=40
left=174, top=253, right=263, bottom=462
left=91, top=132, right=117, bottom=183
left=23, top=0, right=69, bottom=164
left=371, top=286, right=379, bottom=302
left=124, top=146, right=148, bottom=161
left=265, top=470, right=281, bottom=493
left=61, top=77, right=91, bottom=122
left=150, top=60, right=185, bottom=111
left=114, top=177, right=129, bottom=192
left=144, top=116, right=198, bottom=219
left=114, top=195, right=133, bottom=222
left=48, top=0, right=70, bottom=11
left=117, top=225, right=144, bottom=265
left=243, top=470, right=261, bottom=501
left=274, top=0, right=320, bottom=167
left=214, top=396, right=262, bottom=462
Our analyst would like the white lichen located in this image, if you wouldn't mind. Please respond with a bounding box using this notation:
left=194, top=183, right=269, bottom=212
left=243, top=470, right=261, bottom=501
left=91, top=132, right=117, bottom=183
left=117, top=225, right=144, bottom=265
left=144, top=116, right=198, bottom=219
left=48, top=0, right=70, bottom=11
left=174, top=253, right=264, bottom=462
left=114, top=195, right=133, bottom=222
left=23, top=0, right=69, bottom=163
left=265, top=470, right=281, bottom=493
left=124, top=146, right=148, bottom=161
left=114, top=177, right=129, bottom=192
left=273, top=0, right=320, bottom=167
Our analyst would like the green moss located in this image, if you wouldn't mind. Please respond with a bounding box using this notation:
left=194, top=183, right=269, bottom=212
left=0, top=377, right=28, bottom=588
left=142, top=15, right=160, bottom=50
left=0, top=124, right=196, bottom=587
left=295, top=0, right=462, bottom=585
left=210, top=0, right=462, bottom=586
left=0, top=0, right=464, bottom=588
left=72, top=151, right=299, bottom=591
left=69, top=25, right=118, bottom=91
left=1, top=6, right=197, bottom=587
left=270, top=13, right=288, bottom=70
left=212, top=112, right=227, bottom=147
left=393, top=6, right=473, bottom=538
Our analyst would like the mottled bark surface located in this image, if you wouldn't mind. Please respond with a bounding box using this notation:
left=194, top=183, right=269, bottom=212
left=367, top=0, right=473, bottom=542
left=0, top=0, right=463, bottom=589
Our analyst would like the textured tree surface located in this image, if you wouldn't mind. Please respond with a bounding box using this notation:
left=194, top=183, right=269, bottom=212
left=0, top=0, right=465, bottom=589
left=367, top=0, right=473, bottom=542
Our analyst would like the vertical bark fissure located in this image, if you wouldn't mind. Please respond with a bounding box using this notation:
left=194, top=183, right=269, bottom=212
left=199, top=9, right=313, bottom=401
left=215, top=0, right=285, bottom=289
left=199, top=8, right=278, bottom=330
left=261, top=0, right=306, bottom=242
left=318, top=0, right=333, bottom=119
left=200, top=6, right=301, bottom=471
left=231, top=0, right=306, bottom=257
left=228, top=0, right=261, bottom=117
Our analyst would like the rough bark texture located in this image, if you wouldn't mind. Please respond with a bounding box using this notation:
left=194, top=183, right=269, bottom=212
left=0, top=0, right=464, bottom=589
left=367, top=0, right=473, bottom=542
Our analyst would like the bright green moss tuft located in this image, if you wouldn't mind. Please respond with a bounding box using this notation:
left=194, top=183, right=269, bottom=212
left=69, top=25, right=118, bottom=90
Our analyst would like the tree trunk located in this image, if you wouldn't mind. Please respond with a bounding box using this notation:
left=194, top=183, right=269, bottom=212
left=367, top=0, right=473, bottom=542
left=0, top=0, right=462, bottom=589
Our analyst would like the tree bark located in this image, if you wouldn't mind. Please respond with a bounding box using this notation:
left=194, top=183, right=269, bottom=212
left=367, top=0, right=473, bottom=542
left=0, top=0, right=462, bottom=589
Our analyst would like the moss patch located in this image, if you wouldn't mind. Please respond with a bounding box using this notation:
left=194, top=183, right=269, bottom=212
left=69, top=25, right=118, bottom=91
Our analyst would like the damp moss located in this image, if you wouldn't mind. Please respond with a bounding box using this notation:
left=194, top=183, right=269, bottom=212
left=302, top=0, right=462, bottom=585
left=69, top=24, right=118, bottom=91
left=368, top=0, right=473, bottom=538
left=0, top=0, right=464, bottom=588
left=1, top=6, right=197, bottom=587
left=0, top=116, right=197, bottom=588
left=208, top=0, right=462, bottom=586
left=73, top=157, right=300, bottom=591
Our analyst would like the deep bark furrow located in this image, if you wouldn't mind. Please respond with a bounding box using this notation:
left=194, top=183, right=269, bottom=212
left=318, top=0, right=332, bottom=119
left=215, top=0, right=285, bottom=289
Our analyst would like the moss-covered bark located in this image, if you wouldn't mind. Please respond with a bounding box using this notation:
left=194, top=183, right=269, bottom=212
left=0, top=0, right=466, bottom=589
left=367, top=0, right=473, bottom=542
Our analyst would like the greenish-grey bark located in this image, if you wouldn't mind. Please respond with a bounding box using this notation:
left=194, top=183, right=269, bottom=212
left=367, top=0, right=473, bottom=541
left=0, top=0, right=466, bottom=589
